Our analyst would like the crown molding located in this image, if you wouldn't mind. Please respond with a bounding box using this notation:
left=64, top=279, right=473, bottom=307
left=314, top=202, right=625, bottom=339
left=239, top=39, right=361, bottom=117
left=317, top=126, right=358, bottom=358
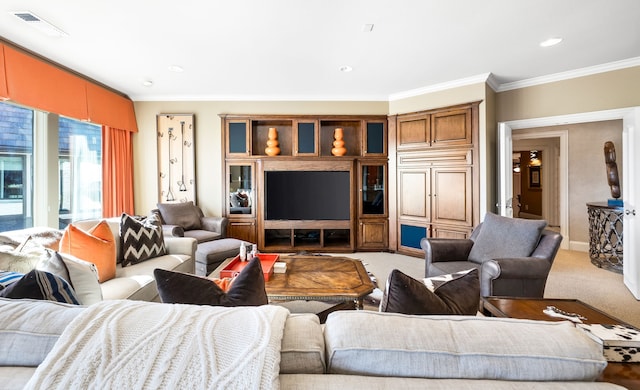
left=130, top=57, right=640, bottom=102
left=388, top=73, right=491, bottom=101
left=496, top=57, right=640, bottom=92
left=130, top=93, right=390, bottom=102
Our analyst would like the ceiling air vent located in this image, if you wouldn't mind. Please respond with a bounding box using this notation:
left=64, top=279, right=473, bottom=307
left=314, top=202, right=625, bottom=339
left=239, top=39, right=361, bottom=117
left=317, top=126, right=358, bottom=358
left=10, top=11, right=68, bottom=37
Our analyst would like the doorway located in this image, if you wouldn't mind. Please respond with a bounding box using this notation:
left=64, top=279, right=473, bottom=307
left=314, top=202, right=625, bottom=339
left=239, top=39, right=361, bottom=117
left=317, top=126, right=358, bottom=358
left=512, top=137, right=561, bottom=229
left=497, top=107, right=640, bottom=299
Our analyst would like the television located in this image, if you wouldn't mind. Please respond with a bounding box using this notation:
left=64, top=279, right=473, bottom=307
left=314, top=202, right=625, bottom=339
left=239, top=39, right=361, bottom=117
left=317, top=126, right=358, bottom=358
left=265, top=171, right=350, bottom=220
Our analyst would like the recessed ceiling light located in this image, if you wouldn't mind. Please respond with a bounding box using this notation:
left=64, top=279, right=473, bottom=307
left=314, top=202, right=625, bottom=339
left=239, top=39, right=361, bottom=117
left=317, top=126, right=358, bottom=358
left=11, top=11, right=68, bottom=37
left=142, top=80, right=154, bottom=87
left=339, top=65, right=353, bottom=73
left=168, top=65, right=184, bottom=73
left=362, top=24, right=374, bottom=32
left=540, top=37, right=563, bottom=47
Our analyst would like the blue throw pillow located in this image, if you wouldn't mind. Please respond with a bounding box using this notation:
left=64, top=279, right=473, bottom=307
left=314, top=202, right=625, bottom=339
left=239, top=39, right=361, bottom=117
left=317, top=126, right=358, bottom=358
left=0, top=269, right=80, bottom=305
left=0, top=270, right=24, bottom=290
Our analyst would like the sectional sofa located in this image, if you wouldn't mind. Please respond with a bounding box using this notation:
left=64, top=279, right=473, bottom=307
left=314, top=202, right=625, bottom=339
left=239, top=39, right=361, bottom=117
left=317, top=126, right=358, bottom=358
left=1, top=217, right=196, bottom=304
left=0, top=297, right=622, bottom=389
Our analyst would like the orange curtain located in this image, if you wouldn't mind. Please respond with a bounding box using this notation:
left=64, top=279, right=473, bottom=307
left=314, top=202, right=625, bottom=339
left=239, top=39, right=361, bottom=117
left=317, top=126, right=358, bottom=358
left=102, top=125, right=135, bottom=217
left=0, top=44, right=8, bottom=99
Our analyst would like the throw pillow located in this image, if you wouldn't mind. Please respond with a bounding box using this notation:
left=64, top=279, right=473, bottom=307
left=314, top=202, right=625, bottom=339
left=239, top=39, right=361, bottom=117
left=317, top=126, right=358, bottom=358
left=36, top=251, right=103, bottom=305
left=468, top=212, right=547, bottom=263
left=0, top=246, right=46, bottom=274
left=380, top=268, right=479, bottom=315
left=36, top=250, right=71, bottom=286
left=156, top=201, right=202, bottom=230
left=59, top=220, right=116, bottom=283
left=154, top=257, right=268, bottom=306
left=0, top=269, right=80, bottom=305
left=120, top=213, right=167, bottom=266
left=0, top=270, right=23, bottom=290
left=58, top=254, right=103, bottom=305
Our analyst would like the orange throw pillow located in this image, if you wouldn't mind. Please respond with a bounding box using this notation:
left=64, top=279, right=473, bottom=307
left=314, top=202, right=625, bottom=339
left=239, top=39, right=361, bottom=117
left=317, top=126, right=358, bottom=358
left=210, top=277, right=234, bottom=292
left=59, top=220, right=116, bottom=283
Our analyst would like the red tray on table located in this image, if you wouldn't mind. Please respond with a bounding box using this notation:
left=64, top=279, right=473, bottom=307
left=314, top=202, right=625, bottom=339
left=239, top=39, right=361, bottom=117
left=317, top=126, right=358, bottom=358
left=219, top=253, right=279, bottom=281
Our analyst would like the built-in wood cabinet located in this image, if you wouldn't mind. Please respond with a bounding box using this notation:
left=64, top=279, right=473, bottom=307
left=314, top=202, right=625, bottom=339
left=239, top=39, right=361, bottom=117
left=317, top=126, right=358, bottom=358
left=221, top=114, right=388, bottom=252
left=225, top=161, right=256, bottom=243
left=397, top=106, right=473, bottom=150
left=391, top=101, right=480, bottom=257
left=357, top=161, right=388, bottom=250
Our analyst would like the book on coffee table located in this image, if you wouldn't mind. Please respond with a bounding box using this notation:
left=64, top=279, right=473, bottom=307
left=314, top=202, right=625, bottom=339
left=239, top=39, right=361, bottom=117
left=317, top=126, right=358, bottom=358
left=577, top=323, right=640, bottom=362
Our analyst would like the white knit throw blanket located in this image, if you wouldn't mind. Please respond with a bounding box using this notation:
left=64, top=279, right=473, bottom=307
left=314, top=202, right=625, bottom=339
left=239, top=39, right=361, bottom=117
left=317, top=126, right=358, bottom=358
left=25, top=300, right=289, bottom=390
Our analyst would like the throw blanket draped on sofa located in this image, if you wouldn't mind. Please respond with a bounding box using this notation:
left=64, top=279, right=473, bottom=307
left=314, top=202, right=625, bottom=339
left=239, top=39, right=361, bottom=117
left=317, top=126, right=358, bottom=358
left=25, top=300, right=289, bottom=390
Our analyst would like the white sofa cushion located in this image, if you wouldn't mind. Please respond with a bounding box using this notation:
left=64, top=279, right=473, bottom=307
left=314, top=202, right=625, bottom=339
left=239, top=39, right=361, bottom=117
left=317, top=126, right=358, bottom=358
left=100, top=253, right=191, bottom=301
left=280, top=374, right=621, bottom=389
left=324, top=311, right=607, bottom=382
left=280, top=314, right=325, bottom=374
left=0, top=298, right=84, bottom=366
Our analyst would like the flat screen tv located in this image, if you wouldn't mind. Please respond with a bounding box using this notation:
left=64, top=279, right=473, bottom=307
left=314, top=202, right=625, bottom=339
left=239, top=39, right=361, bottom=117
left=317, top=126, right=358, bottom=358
left=265, top=171, right=350, bottom=220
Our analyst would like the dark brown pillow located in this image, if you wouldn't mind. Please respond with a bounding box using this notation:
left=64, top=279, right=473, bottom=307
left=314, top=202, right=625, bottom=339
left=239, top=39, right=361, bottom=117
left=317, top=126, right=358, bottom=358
left=154, top=257, right=268, bottom=306
left=380, top=268, right=479, bottom=315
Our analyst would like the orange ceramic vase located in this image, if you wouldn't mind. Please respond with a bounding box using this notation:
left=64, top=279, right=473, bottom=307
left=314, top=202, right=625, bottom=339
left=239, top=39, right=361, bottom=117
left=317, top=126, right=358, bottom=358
left=265, top=127, right=281, bottom=156
left=331, top=128, right=347, bottom=156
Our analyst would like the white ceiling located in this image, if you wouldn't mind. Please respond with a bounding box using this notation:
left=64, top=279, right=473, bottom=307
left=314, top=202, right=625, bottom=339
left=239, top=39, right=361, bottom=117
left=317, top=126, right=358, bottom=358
left=1, top=0, right=639, bottom=101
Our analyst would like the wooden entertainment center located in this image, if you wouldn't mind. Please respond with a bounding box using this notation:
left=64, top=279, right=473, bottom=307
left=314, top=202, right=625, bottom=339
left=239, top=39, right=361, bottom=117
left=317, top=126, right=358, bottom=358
left=221, top=114, right=388, bottom=252
left=221, top=101, right=480, bottom=255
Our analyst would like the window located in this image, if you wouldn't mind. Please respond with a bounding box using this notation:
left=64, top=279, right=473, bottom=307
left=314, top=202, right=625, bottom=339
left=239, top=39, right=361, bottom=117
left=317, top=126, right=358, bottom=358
left=58, top=117, right=102, bottom=228
left=0, top=101, right=103, bottom=231
left=0, top=103, right=33, bottom=231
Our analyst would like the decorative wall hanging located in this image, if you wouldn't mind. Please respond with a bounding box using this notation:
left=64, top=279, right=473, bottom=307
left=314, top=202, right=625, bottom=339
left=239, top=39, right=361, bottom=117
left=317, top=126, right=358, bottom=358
left=157, top=114, right=196, bottom=204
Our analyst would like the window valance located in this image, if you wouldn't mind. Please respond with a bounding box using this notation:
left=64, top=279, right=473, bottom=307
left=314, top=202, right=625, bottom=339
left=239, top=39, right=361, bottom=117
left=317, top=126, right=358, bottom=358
left=0, top=43, right=137, bottom=132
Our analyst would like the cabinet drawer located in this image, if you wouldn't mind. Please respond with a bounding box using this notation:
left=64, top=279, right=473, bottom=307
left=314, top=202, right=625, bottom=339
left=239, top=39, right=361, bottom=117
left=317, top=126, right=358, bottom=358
left=398, top=149, right=472, bottom=166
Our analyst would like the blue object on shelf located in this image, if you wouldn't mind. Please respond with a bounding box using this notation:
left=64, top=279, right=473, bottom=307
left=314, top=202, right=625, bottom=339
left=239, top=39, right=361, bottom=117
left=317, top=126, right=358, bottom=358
left=607, top=199, right=624, bottom=207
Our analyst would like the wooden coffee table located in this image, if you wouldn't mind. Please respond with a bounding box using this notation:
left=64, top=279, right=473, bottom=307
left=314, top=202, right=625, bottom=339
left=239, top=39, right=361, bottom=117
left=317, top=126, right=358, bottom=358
left=481, top=297, right=640, bottom=390
left=210, top=254, right=375, bottom=309
left=264, top=255, right=375, bottom=309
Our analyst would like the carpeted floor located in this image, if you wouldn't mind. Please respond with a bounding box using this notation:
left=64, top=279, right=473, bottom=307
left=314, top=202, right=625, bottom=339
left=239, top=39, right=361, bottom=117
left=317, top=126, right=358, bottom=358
left=337, top=249, right=640, bottom=328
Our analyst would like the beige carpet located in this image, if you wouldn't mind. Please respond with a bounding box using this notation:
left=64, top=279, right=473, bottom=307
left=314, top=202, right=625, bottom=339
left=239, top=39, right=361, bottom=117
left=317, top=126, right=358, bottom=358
left=339, top=250, right=640, bottom=328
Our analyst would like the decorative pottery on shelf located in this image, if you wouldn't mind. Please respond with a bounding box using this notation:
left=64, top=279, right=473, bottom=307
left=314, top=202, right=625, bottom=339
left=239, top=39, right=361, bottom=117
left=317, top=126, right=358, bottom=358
left=331, top=127, right=347, bottom=156
left=265, top=127, right=281, bottom=156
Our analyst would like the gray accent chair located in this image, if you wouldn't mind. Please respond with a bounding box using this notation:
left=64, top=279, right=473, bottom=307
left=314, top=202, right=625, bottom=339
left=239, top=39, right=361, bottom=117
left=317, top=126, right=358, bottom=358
left=153, top=202, right=228, bottom=244
left=420, top=223, right=562, bottom=298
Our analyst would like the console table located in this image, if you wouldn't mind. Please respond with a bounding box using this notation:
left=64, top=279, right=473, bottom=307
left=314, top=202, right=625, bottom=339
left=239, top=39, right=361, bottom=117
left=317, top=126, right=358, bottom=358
left=587, top=202, right=623, bottom=273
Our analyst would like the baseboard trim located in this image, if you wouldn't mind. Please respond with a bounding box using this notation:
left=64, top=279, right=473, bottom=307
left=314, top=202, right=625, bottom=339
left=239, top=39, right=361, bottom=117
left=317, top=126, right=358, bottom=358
left=518, top=212, right=543, bottom=220
left=569, top=241, right=589, bottom=252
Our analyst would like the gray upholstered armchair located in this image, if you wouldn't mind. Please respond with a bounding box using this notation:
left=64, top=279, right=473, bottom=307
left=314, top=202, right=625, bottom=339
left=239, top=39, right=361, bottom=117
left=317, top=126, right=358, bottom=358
left=420, top=213, right=563, bottom=298
left=153, top=201, right=228, bottom=244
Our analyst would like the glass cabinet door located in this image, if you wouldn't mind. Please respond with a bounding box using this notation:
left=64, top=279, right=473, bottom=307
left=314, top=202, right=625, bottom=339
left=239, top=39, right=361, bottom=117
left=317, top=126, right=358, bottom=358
left=364, top=121, right=386, bottom=155
left=228, top=164, right=253, bottom=215
left=361, top=164, right=385, bottom=215
left=295, top=121, right=317, bottom=155
left=228, top=121, right=249, bottom=155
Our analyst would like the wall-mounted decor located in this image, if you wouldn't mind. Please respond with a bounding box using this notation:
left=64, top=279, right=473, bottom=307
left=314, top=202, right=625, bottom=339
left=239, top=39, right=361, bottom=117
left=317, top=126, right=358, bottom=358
left=528, top=166, right=541, bottom=189
left=157, top=114, right=195, bottom=203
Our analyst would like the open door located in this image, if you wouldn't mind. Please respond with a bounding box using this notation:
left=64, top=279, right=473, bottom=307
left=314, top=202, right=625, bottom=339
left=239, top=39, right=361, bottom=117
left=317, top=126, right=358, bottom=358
left=497, top=123, right=513, bottom=217
left=623, top=108, right=639, bottom=299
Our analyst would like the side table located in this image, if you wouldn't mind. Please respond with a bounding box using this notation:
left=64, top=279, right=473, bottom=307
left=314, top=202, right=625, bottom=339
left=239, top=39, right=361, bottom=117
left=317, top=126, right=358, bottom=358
left=587, top=202, right=623, bottom=273
left=481, top=297, right=640, bottom=390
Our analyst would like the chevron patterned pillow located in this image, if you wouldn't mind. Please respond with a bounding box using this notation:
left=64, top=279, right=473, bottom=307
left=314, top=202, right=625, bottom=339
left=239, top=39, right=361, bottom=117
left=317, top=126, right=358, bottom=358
left=120, top=213, right=167, bottom=266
